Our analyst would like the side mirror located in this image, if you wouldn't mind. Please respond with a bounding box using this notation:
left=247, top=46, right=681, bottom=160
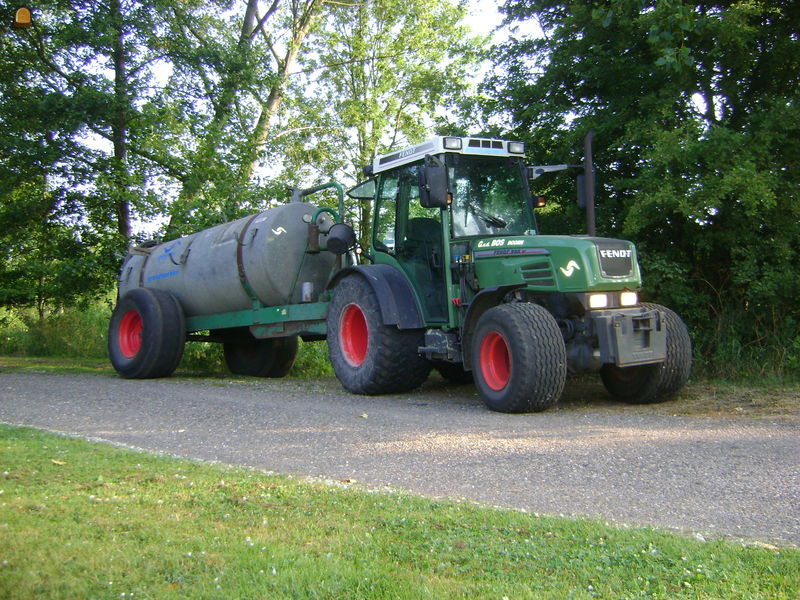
left=419, top=163, right=449, bottom=208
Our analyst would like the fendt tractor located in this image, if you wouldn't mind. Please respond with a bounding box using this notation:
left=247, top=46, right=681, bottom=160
left=109, top=134, right=692, bottom=413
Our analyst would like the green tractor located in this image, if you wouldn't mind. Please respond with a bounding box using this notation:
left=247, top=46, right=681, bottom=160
left=325, top=134, right=691, bottom=412
left=109, top=134, right=691, bottom=413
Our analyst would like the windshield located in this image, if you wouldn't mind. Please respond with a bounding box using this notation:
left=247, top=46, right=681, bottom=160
left=448, top=155, right=535, bottom=237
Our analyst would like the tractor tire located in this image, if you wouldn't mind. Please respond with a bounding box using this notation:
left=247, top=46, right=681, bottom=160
left=224, top=333, right=299, bottom=378
left=327, top=275, right=430, bottom=394
left=600, top=303, right=692, bottom=404
left=432, top=360, right=474, bottom=384
left=471, top=303, right=566, bottom=413
left=108, top=288, right=186, bottom=379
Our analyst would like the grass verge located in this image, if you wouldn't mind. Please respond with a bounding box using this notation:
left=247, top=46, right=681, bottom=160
left=1, top=425, right=797, bottom=599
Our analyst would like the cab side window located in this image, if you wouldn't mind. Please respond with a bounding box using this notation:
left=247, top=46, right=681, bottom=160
left=374, top=175, right=398, bottom=252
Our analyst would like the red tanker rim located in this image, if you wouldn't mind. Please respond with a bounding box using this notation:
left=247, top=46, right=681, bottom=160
left=340, top=303, right=368, bottom=367
left=118, top=309, right=143, bottom=358
left=480, top=330, right=511, bottom=391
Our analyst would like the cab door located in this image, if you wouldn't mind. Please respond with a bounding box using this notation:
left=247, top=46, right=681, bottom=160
left=373, top=164, right=447, bottom=322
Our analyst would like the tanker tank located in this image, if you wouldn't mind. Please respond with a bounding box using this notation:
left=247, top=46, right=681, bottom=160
left=117, top=202, right=340, bottom=317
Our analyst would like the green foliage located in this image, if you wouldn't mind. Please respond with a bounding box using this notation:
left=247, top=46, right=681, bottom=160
left=177, top=337, right=333, bottom=378
left=290, top=0, right=478, bottom=245
left=0, top=304, right=110, bottom=358
left=0, top=303, right=335, bottom=378
left=178, top=341, right=226, bottom=374
left=486, top=0, right=800, bottom=378
left=0, top=182, right=118, bottom=316
left=290, top=339, right=334, bottom=378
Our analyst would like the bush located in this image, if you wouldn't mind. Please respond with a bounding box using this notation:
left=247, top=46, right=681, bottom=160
left=177, top=341, right=226, bottom=374
left=0, top=304, right=110, bottom=358
left=290, top=339, right=334, bottom=378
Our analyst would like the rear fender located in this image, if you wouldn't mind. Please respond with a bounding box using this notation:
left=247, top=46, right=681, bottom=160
left=328, top=265, right=425, bottom=329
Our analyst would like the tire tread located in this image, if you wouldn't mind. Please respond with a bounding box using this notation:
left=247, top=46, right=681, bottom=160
left=328, top=276, right=430, bottom=394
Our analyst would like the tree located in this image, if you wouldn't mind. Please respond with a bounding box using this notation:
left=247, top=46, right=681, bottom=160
left=0, top=181, right=114, bottom=320
left=0, top=0, right=178, bottom=241
left=288, top=0, right=477, bottom=245
left=486, top=1, right=800, bottom=375
left=157, top=0, right=326, bottom=237
left=0, top=0, right=329, bottom=316
left=0, top=0, right=172, bottom=310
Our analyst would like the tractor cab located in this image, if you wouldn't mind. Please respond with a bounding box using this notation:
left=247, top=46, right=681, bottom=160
left=349, top=136, right=540, bottom=326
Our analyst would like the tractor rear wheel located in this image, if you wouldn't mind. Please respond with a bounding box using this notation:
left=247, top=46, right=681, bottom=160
left=108, top=288, right=186, bottom=379
left=327, top=276, right=430, bottom=394
left=471, top=303, right=566, bottom=413
left=223, top=331, right=299, bottom=378
left=600, top=303, right=691, bottom=404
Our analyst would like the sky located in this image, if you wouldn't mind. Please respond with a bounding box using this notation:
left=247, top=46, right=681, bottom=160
left=465, top=1, right=543, bottom=40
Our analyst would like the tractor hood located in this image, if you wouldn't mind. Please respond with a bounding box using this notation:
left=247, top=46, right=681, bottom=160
left=469, top=235, right=642, bottom=292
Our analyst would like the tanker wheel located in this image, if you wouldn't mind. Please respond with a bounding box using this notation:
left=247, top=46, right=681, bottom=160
left=432, top=360, right=473, bottom=384
left=108, top=288, right=186, bottom=379
left=471, top=303, right=566, bottom=413
left=327, top=276, right=430, bottom=394
left=223, top=333, right=299, bottom=378
left=600, top=303, right=692, bottom=404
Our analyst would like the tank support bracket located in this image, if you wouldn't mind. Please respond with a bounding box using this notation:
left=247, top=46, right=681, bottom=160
left=185, top=301, right=329, bottom=338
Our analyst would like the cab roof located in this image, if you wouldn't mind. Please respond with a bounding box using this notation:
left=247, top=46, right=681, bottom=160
left=371, top=136, right=525, bottom=174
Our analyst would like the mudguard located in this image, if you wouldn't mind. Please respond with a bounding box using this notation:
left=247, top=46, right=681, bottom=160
left=328, top=264, right=425, bottom=330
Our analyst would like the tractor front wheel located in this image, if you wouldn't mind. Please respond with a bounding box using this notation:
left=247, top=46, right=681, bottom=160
left=432, top=360, right=473, bottom=384
left=327, top=276, right=430, bottom=394
left=600, top=303, right=692, bottom=404
left=108, top=288, right=186, bottom=379
left=471, top=303, right=566, bottom=413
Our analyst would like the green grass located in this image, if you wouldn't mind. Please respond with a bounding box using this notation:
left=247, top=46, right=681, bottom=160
left=0, top=425, right=797, bottom=599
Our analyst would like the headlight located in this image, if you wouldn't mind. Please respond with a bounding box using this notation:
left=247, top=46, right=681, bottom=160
left=588, top=293, right=609, bottom=309
left=508, top=141, right=525, bottom=154
left=620, top=291, right=638, bottom=306
left=443, top=137, right=462, bottom=150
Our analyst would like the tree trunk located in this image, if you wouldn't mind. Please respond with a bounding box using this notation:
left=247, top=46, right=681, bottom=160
left=239, top=0, right=321, bottom=181
left=165, top=0, right=260, bottom=236
left=110, top=0, right=131, bottom=239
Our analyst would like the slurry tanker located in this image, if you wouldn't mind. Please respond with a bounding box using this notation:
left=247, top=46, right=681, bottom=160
left=109, top=134, right=691, bottom=412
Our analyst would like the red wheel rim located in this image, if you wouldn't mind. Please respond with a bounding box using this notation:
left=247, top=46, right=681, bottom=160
left=118, top=309, right=143, bottom=359
left=480, top=331, right=510, bottom=391
left=340, top=303, right=368, bottom=367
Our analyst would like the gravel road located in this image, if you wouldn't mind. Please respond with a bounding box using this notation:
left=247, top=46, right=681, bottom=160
left=1, top=371, right=798, bottom=546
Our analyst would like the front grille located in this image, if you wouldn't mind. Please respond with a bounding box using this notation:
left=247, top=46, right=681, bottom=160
left=595, top=240, right=634, bottom=277
left=521, top=261, right=555, bottom=287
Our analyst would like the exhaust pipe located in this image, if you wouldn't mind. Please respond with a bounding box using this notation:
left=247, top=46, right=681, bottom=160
left=583, top=129, right=596, bottom=237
